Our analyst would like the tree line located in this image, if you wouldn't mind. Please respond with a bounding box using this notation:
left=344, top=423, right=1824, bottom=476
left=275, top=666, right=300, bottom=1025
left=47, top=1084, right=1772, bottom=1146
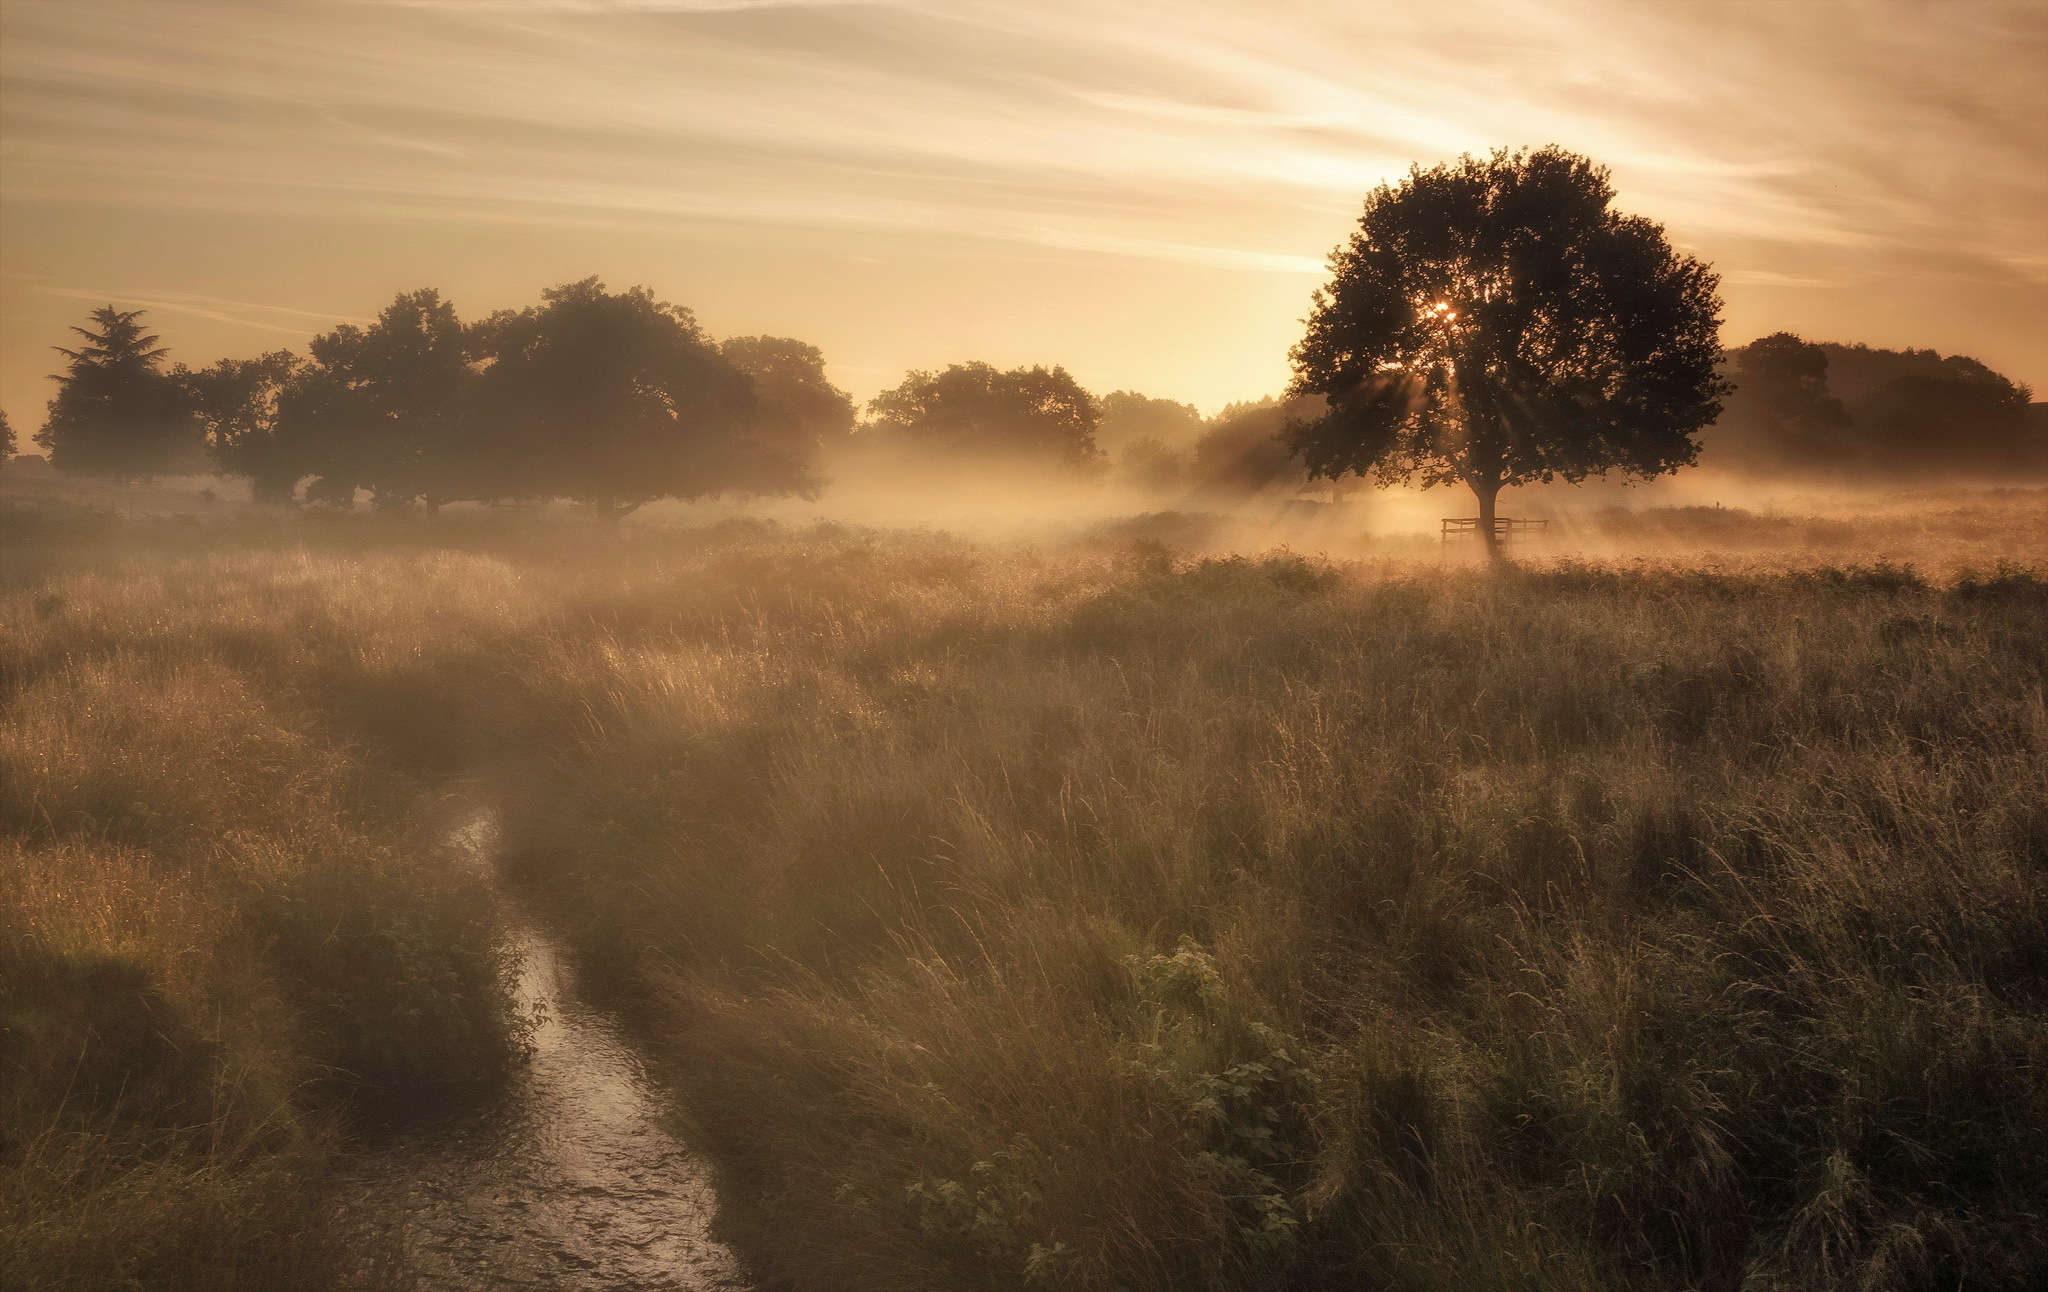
left=1709, top=332, right=2042, bottom=481
left=26, top=280, right=852, bottom=515
left=6, top=278, right=1342, bottom=509
left=8, top=148, right=2040, bottom=530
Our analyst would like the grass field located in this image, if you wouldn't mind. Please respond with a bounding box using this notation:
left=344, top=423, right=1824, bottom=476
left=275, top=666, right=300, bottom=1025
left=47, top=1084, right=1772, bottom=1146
left=0, top=520, right=529, bottom=1289
left=3, top=499, right=2045, bottom=1290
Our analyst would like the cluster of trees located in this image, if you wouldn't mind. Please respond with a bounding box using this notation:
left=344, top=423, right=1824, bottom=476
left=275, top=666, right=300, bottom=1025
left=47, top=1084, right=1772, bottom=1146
left=9, top=149, right=2039, bottom=528
left=23, top=280, right=855, bottom=514
left=1706, top=332, right=2042, bottom=481
left=10, top=288, right=1338, bottom=508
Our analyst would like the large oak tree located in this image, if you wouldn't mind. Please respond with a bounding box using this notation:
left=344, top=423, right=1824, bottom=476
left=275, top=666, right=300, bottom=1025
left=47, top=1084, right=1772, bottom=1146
left=1288, top=146, right=1726, bottom=557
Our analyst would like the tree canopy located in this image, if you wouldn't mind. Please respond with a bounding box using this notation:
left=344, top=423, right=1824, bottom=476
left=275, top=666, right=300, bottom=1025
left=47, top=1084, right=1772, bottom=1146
left=1288, top=146, right=1726, bottom=554
left=1705, top=334, right=2042, bottom=481
left=467, top=279, right=800, bottom=514
left=37, top=307, right=204, bottom=482
left=272, top=289, right=473, bottom=509
left=718, top=334, right=854, bottom=494
left=866, top=362, right=1103, bottom=469
left=1098, top=390, right=1205, bottom=452
left=1703, top=333, right=1853, bottom=473
left=182, top=351, right=305, bottom=505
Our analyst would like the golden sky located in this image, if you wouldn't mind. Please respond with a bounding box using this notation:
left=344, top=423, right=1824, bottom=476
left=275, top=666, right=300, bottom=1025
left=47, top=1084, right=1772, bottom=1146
left=2, top=0, right=2044, bottom=427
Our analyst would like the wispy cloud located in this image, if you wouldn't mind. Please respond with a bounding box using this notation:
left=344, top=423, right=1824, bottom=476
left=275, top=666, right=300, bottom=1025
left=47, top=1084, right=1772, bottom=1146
left=36, top=287, right=372, bottom=337
left=1034, top=230, right=1325, bottom=276
left=364, top=1, right=877, bottom=10
left=1, top=0, right=2043, bottom=404
left=5, top=0, right=2042, bottom=278
left=1719, top=270, right=1841, bottom=290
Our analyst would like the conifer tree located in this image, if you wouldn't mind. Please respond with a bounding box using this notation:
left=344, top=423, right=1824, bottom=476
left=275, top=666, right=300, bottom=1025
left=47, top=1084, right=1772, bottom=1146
left=38, top=307, right=202, bottom=481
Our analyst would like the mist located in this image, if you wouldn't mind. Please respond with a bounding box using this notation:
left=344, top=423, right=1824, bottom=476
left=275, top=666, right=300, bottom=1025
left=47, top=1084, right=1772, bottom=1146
left=7, top=4, right=2048, bottom=1290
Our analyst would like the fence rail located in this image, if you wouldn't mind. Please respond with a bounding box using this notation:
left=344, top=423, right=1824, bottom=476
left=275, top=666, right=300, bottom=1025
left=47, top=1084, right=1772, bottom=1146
left=1440, top=516, right=1550, bottom=545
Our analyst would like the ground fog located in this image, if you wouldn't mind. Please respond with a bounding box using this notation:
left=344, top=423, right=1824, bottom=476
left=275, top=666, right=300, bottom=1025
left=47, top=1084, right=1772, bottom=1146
left=3, top=498, right=2044, bottom=1290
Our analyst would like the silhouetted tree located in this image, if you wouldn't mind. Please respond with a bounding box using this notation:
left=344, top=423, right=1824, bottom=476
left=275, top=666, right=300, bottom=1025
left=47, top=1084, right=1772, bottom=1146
left=1098, top=390, right=1204, bottom=452
left=0, top=409, right=13, bottom=464
left=37, top=307, right=203, bottom=481
left=1820, top=342, right=2038, bottom=478
left=866, top=362, right=1103, bottom=469
left=1191, top=396, right=1319, bottom=497
left=1289, top=147, right=1725, bottom=558
left=468, top=279, right=792, bottom=515
left=183, top=351, right=305, bottom=505
left=718, top=335, right=851, bottom=492
left=1702, top=333, right=1853, bottom=474
left=272, top=290, right=473, bottom=510
left=1705, top=336, right=2041, bottom=481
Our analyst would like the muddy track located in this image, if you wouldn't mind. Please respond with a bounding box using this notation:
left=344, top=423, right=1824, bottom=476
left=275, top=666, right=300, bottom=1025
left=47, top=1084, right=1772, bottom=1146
left=345, top=810, right=749, bottom=1290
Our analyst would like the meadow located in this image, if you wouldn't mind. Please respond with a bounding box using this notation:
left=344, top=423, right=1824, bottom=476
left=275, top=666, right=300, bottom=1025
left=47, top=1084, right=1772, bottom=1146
left=3, top=498, right=2045, bottom=1290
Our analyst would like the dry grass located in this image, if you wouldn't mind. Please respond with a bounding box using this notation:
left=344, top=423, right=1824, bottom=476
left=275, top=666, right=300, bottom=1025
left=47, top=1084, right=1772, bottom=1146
left=4, top=501, right=2044, bottom=1290
left=1, top=538, right=528, bottom=1290
left=493, top=527, right=2048, bottom=1291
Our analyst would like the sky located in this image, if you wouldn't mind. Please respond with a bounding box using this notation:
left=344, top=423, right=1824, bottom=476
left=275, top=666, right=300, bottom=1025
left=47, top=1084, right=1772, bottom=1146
left=2, top=0, right=2044, bottom=429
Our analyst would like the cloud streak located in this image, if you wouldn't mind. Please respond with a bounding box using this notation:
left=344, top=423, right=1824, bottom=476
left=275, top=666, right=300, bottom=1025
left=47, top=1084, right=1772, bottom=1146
left=6, top=0, right=2036, bottom=274
left=1, top=0, right=2043, bottom=408
left=34, top=287, right=374, bottom=337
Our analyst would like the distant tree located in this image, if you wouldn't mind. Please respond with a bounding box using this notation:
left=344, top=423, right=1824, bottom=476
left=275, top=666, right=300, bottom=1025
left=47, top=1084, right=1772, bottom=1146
left=468, top=279, right=793, bottom=515
left=1705, top=336, right=2042, bottom=481
left=1098, top=390, right=1205, bottom=452
left=182, top=351, right=306, bottom=505
left=1702, top=333, right=1854, bottom=474
left=0, top=409, right=13, bottom=464
left=301, top=475, right=361, bottom=509
left=1191, top=396, right=1319, bottom=497
left=272, top=289, right=473, bottom=511
left=718, top=335, right=852, bottom=491
left=1115, top=436, right=1191, bottom=493
left=37, top=307, right=204, bottom=481
left=1819, top=342, right=2038, bottom=478
left=866, top=362, right=1103, bottom=469
left=1288, top=147, right=1725, bottom=558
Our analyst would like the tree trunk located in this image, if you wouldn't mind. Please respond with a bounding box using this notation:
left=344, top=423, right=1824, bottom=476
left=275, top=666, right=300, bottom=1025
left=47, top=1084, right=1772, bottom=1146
left=1472, top=476, right=1503, bottom=564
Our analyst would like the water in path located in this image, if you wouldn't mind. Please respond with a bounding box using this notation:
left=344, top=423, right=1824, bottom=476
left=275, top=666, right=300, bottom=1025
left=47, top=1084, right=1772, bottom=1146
left=347, top=811, right=749, bottom=1290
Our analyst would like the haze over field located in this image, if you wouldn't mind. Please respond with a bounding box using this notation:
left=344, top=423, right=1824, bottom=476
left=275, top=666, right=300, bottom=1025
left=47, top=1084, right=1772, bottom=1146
left=7, top=6, right=2048, bottom=1291
left=3, top=0, right=2045, bottom=425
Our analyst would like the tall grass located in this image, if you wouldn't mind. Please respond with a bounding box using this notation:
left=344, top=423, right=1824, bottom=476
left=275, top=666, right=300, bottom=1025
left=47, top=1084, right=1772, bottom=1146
left=1, top=543, right=529, bottom=1289
left=494, top=532, right=2048, bottom=1290
left=5, top=507, right=2044, bottom=1289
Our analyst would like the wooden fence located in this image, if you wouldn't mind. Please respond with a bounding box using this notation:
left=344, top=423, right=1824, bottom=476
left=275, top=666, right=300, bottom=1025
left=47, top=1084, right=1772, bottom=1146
left=1439, top=516, right=1550, bottom=546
